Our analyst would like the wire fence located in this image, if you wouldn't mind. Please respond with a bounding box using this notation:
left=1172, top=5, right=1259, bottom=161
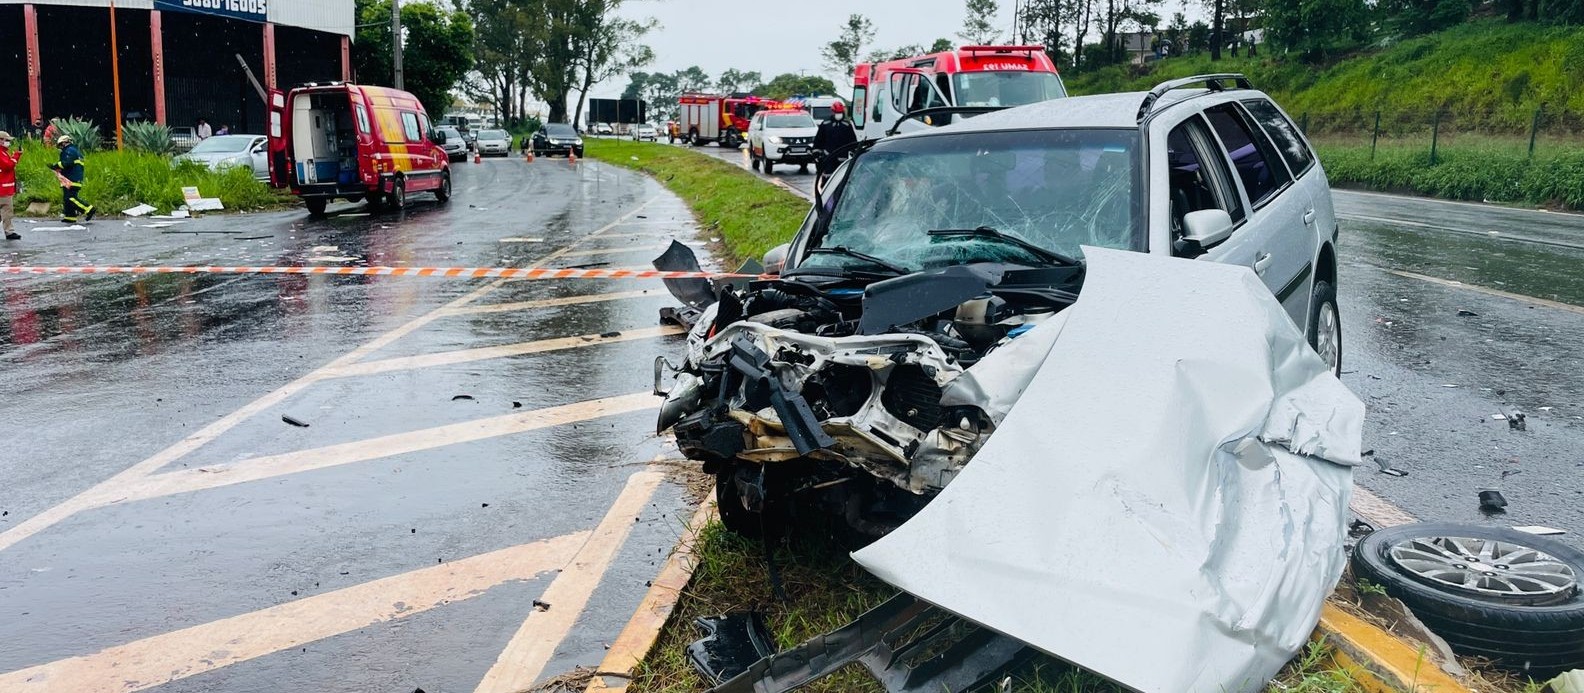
left=1296, top=107, right=1584, bottom=163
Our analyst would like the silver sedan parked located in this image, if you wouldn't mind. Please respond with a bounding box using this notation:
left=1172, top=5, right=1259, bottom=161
left=475, top=129, right=512, bottom=156
left=174, top=134, right=268, bottom=180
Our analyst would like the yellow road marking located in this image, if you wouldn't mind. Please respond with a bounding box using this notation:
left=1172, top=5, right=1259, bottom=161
left=475, top=469, right=668, bottom=693
left=0, top=532, right=588, bottom=693
left=103, top=393, right=662, bottom=506
left=586, top=498, right=718, bottom=693
left=1383, top=267, right=1584, bottom=316
left=555, top=244, right=672, bottom=259
left=441, top=289, right=657, bottom=316
left=320, top=325, right=684, bottom=379
left=1350, top=485, right=1418, bottom=529
left=1314, top=603, right=1470, bottom=692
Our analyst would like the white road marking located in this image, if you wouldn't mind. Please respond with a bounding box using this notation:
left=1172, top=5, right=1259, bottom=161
left=103, top=392, right=662, bottom=506
left=320, top=325, right=685, bottom=379
left=0, top=532, right=588, bottom=692
left=474, top=469, right=667, bottom=692
left=440, top=289, right=657, bottom=316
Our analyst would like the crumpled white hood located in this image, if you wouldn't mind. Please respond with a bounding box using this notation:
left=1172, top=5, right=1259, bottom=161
left=853, top=247, right=1364, bottom=692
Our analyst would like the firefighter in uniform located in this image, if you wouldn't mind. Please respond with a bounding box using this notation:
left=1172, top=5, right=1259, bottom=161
left=812, top=101, right=858, bottom=185
left=51, top=135, right=95, bottom=223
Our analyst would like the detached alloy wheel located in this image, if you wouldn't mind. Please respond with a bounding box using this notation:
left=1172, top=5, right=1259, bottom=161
left=1352, top=522, right=1584, bottom=678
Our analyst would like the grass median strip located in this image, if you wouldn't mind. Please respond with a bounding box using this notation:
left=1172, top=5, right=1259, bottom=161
left=584, top=139, right=807, bottom=265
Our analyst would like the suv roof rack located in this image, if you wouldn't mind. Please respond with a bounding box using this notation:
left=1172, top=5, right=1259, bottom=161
left=1136, top=73, right=1253, bottom=123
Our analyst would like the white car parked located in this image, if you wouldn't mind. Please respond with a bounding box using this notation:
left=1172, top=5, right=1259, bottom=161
left=175, top=134, right=269, bottom=180
left=474, top=128, right=512, bottom=156
left=631, top=123, right=658, bottom=142
left=746, top=109, right=819, bottom=175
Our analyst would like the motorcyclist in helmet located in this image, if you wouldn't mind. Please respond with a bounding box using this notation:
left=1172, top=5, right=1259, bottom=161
left=813, top=101, right=858, bottom=184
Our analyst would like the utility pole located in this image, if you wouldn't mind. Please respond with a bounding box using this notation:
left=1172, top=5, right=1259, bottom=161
left=391, top=0, right=404, bottom=90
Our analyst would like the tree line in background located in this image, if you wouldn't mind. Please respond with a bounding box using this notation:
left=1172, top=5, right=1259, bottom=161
left=353, top=0, right=655, bottom=127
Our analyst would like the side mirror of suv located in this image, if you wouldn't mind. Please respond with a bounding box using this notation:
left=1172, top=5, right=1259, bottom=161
left=763, top=243, right=790, bottom=275
left=431, top=130, right=447, bottom=145
left=1175, top=208, right=1234, bottom=256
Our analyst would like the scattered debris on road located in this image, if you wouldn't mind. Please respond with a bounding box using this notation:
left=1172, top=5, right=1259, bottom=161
left=533, top=599, right=552, bottom=612
left=1508, top=411, right=1527, bottom=430
left=1514, top=526, right=1567, bottom=536
left=1457, top=309, right=1479, bottom=317
left=1479, top=490, right=1509, bottom=513
left=281, top=414, right=310, bottom=428
left=451, top=394, right=475, bottom=401
left=122, top=203, right=157, bottom=217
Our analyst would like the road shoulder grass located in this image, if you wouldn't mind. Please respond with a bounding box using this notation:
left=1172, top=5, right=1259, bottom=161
left=583, top=139, right=808, bottom=265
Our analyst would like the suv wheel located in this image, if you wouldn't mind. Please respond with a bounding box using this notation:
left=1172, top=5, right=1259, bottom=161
left=1307, top=280, right=1341, bottom=376
left=305, top=198, right=327, bottom=217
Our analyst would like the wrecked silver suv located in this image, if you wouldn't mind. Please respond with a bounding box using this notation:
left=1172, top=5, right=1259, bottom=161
left=655, top=74, right=1341, bottom=539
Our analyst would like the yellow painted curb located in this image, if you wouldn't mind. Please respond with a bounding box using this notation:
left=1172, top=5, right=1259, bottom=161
left=584, top=497, right=719, bottom=693
left=1314, top=603, right=1471, bottom=692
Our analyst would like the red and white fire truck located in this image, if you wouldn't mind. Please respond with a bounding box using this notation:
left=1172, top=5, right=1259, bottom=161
left=850, top=45, right=1067, bottom=141
left=678, top=93, right=786, bottom=149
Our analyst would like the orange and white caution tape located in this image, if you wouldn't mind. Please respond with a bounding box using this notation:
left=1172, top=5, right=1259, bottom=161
left=1, top=265, right=768, bottom=280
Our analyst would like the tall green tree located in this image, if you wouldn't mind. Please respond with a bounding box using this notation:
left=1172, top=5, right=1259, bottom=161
left=930, top=37, right=956, bottom=52
left=959, top=0, right=1003, bottom=44
left=571, top=4, right=656, bottom=129
left=755, top=74, right=839, bottom=100
left=821, top=14, right=875, bottom=83
left=353, top=0, right=475, bottom=117
left=716, top=69, right=764, bottom=94
left=464, top=0, right=535, bottom=125
left=1384, top=0, right=1471, bottom=35
left=1262, top=0, right=1371, bottom=62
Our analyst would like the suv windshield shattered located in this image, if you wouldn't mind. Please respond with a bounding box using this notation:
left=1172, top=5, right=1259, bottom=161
left=811, top=128, right=1144, bottom=272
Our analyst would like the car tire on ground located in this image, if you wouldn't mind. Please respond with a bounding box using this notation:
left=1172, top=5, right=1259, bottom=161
left=798, top=164, right=809, bottom=175
left=763, top=160, right=774, bottom=174
left=434, top=171, right=451, bottom=203
left=1307, top=279, right=1342, bottom=376
left=1351, top=522, right=1584, bottom=678
left=305, top=198, right=327, bottom=217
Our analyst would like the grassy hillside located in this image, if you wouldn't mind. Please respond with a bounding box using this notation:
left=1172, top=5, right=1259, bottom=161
left=1064, top=19, right=1584, bottom=132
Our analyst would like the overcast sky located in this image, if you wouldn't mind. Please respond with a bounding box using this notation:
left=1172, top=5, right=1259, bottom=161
left=593, top=0, right=1022, bottom=98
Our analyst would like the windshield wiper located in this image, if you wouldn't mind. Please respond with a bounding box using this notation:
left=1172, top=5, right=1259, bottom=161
left=803, top=246, right=909, bottom=275
left=927, top=226, right=1083, bottom=268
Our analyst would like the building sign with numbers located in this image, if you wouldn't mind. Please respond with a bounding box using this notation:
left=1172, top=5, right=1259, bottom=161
left=153, top=0, right=268, bottom=23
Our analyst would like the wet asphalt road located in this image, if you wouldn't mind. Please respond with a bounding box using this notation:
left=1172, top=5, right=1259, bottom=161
left=0, top=158, right=709, bottom=692
left=686, top=139, right=1584, bottom=548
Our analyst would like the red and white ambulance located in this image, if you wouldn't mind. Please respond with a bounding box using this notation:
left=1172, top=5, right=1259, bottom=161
left=850, top=45, right=1067, bottom=140
left=267, top=82, right=453, bottom=217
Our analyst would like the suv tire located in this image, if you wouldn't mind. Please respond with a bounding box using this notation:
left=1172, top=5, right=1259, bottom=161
left=1351, top=523, right=1584, bottom=677
left=305, top=198, right=327, bottom=217
left=1307, top=279, right=1341, bottom=376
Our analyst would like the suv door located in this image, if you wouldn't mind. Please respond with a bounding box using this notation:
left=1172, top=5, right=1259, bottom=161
left=1201, top=102, right=1312, bottom=327
left=748, top=113, right=764, bottom=154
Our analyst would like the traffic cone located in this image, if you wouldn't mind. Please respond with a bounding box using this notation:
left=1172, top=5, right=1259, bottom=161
left=524, top=148, right=535, bottom=163
left=474, top=149, right=482, bottom=164
left=568, top=152, right=578, bottom=164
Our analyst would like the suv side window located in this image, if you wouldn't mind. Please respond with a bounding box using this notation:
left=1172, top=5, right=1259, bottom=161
left=1241, top=99, right=1314, bottom=175
left=1167, top=115, right=1246, bottom=234
left=1204, top=104, right=1292, bottom=207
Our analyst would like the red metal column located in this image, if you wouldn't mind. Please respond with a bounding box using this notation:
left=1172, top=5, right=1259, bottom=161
left=24, top=4, right=42, bottom=124
left=340, top=35, right=351, bottom=82
left=262, top=22, right=277, bottom=89
left=151, top=10, right=166, bottom=124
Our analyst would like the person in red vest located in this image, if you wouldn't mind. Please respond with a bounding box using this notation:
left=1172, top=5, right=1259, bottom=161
left=0, top=131, right=22, bottom=240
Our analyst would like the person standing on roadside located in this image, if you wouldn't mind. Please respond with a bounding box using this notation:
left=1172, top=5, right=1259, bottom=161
left=813, top=101, right=858, bottom=183
left=216, top=124, right=231, bottom=136
left=41, top=117, right=60, bottom=148
left=50, top=135, right=94, bottom=223
left=196, top=118, right=212, bottom=140
left=0, top=131, right=22, bottom=240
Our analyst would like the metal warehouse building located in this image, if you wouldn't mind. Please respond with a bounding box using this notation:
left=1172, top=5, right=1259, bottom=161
left=0, top=0, right=354, bottom=135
